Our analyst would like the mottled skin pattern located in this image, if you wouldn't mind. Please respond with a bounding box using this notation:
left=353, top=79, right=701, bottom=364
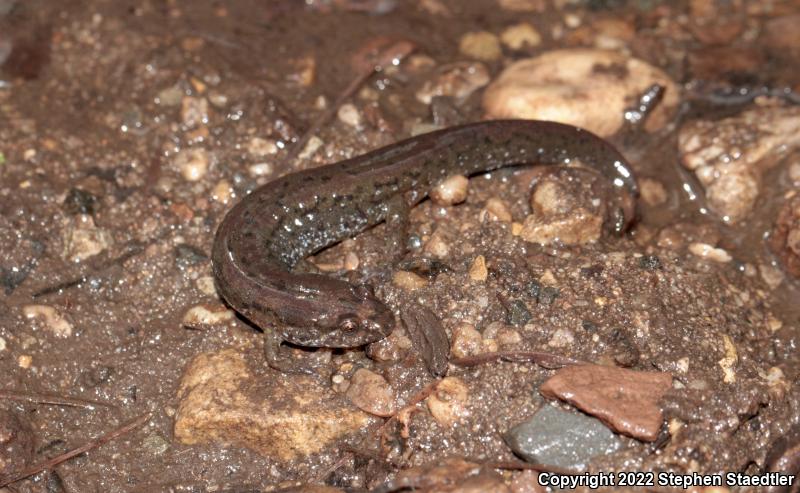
left=212, top=120, right=638, bottom=357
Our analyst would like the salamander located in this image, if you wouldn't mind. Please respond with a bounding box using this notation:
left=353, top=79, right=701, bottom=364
left=211, top=120, right=638, bottom=371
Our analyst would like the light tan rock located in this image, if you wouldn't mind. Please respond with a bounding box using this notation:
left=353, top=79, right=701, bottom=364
left=174, top=349, right=374, bottom=461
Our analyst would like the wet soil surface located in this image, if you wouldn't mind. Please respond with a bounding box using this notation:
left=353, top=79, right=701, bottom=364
left=2, top=1, right=800, bottom=492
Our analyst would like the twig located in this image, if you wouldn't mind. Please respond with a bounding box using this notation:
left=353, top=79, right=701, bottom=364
left=279, top=37, right=415, bottom=167
left=0, top=412, right=152, bottom=488
left=451, top=351, right=585, bottom=370
left=0, top=389, right=115, bottom=410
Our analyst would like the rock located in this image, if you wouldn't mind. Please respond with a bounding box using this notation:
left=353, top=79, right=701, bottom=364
left=62, top=214, right=111, bottom=262
left=483, top=49, right=679, bottom=137
left=174, top=148, right=210, bottom=182
left=174, top=349, right=375, bottom=461
left=180, top=96, right=209, bottom=128
left=468, top=255, right=487, bottom=281
left=426, top=377, right=470, bottom=427
left=639, top=177, right=668, bottom=206
left=337, top=103, right=362, bottom=128
left=769, top=194, right=800, bottom=278
left=688, top=242, right=732, bottom=263
left=345, top=368, right=397, bottom=417
left=539, top=364, right=672, bottom=442
left=23, top=304, right=73, bottom=337
left=500, top=23, right=542, bottom=50
left=451, top=323, right=483, bottom=358
left=415, top=62, right=490, bottom=105
left=430, top=174, right=469, bottom=205
left=459, top=31, right=502, bottom=61
left=678, top=105, right=800, bottom=223
left=0, top=409, right=34, bottom=479
left=519, top=169, right=604, bottom=245
left=481, top=197, right=513, bottom=223
left=181, top=303, right=235, bottom=330
left=504, top=405, right=622, bottom=471
left=392, top=270, right=428, bottom=291
left=247, top=137, right=278, bottom=157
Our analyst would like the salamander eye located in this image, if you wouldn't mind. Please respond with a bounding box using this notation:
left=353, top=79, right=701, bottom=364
left=338, top=315, right=359, bottom=331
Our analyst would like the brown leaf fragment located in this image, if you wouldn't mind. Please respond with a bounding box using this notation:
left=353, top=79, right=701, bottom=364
left=400, top=302, right=450, bottom=377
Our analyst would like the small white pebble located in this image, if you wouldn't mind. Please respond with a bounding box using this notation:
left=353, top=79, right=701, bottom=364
left=196, top=276, right=216, bottom=296
left=23, top=305, right=73, bottom=337
left=18, top=355, right=32, bottom=369
left=182, top=304, right=235, bottom=329
left=174, top=148, right=209, bottom=181
left=248, top=162, right=273, bottom=177
left=247, top=137, right=278, bottom=157
left=337, top=103, right=362, bottom=128
left=299, top=136, right=323, bottom=160
left=0, top=336, right=6, bottom=351
left=430, top=175, right=469, bottom=205
left=689, top=242, right=732, bottom=263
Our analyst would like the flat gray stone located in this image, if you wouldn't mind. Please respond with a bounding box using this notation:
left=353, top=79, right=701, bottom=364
left=504, top=405, right=621, bottom=471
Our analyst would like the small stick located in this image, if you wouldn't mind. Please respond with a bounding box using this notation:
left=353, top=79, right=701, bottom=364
left=0, top=412, right=151, bottom=488
left=279, top=37, right=415, bottom=168
left=451, top=351, right=585, bottom=370
left=0, top=389, right=115, bottom=410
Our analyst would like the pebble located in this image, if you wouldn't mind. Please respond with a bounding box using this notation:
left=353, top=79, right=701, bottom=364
left=718, top=334, right=738, bottom=384
left=0, top=409, right=34, bottom=479
left=459, top=31, right=502, bottom=61
left=769, top=194, right=800, bottom=278
left=639, top=177, right=668, bottom=207
left=174, top=148, right=210, bottom=181
left=180, top=96, right=209, bottom=128
left=248, top=162, right=273, bottom=177
left=415, top=62, right=490, bottom=105
left=247, top=137, right=278, bottom=157
left=337, top=103, right=362, bottom=128
left=174, top=349, right=374, bottom=461
left=156, top=85, right=183, bottom=106
left=343, top=251, right=360, bottom=271
left=0, top=336, right=5, bottom=351
left=18, top=354, right=31, bottom=368
left=497, top=0, right=545, bottom=12
left=483, top=49, right=679, bottom=137
left=366, top=331, right=412, bottom=363
left=423, top=229, right=450, bottom=258
left=678, top=106, right=800, bottom=223
left=451, top=323, right=483, bottom=358
left=506, top=300, right=532, bottom=327
left=196, top=276, right=216, bottom=296
left=481, top=197, right=513, bottom=223
left=504, top=405, right=621, bottom=471
left=430, top=174, right=469, bottom=205
left=539, top=364, right=672, bottom=442
left=299, top=135, right=324, bottom=160
left=181, top=303, right=234, bottom=330
left=426, top=377, right=470, bottom=426
left=468, top=255, right=488, bottom=281
left=211, top=179, right=233, bottom=204
left=62, top=214, right=112, bottom=262
left=500, top=23, right=542, bottom=50
left=688, top=242, right=732, bottom=263
left=345, top=368, right=397, bottom=417
left=520, top=175, right=603, bottom=245
left=23, top=304, right=73, bottom=338
left=392, top=271, right=428, bottom=291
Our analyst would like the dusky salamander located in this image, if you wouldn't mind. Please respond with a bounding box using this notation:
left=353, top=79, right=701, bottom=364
left=211, top=120, right=638, bottom=371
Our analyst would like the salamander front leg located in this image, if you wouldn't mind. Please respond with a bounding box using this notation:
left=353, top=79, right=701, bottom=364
left=263, top=327, right=331, bottom=375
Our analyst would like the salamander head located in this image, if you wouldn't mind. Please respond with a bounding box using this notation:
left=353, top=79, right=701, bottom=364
left=278, top=282, right=395, bottom=348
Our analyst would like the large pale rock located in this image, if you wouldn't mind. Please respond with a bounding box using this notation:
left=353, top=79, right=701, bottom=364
left=174, top=349, right=375, bottom=461
left=483, top=49, right=679, bottom=137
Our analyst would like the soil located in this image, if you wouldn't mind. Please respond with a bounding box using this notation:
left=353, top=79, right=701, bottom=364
left=1, top=1, right=800, bottom=492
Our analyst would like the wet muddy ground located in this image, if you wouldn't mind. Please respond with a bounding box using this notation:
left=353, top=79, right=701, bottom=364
left=2, top=0, right=800, bottom=492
